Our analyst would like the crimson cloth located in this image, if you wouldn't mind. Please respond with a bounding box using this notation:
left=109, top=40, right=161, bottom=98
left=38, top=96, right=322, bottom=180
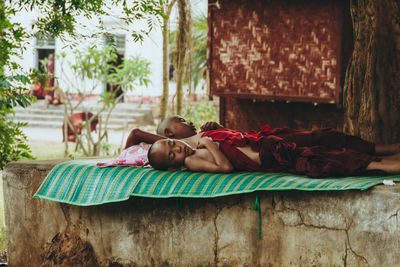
left=62, top=112, right=99, bottom=142
left=47, top=59, right=55, bottom=87
left=32, top=84, right=44, bottom=99
left=43, top=88, right=54, bottom=99
left=202, top=126, right=377, bottom=178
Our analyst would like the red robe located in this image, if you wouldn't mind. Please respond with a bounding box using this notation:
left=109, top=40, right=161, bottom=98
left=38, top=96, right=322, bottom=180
left=62, top=112, right=99, bottom=142
left=202, top=126, right=378, bottom=178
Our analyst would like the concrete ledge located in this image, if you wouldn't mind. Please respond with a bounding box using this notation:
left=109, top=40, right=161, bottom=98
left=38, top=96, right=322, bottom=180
left=3, top=160, right=400, bottom=266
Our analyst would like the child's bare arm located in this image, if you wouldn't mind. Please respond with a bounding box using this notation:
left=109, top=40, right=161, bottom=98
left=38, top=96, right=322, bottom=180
left=200, top=121, right=225, bottom=132
left=185, top=138, right=233, bottom=173
left=125, top=128, right=166, bottom=148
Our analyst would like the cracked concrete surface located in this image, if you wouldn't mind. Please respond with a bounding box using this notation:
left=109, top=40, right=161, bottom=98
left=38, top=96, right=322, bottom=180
left=4, top=160, right=400, bottom=266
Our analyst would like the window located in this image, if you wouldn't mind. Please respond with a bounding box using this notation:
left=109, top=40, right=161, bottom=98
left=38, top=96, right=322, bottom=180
left=35, top=36, right=56, bottom=71
left=104, top=34, right=126, bottom=53
left=104, top=34, right=126, bottom=102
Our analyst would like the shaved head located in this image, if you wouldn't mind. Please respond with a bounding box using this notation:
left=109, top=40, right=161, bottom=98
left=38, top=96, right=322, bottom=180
left=156, top=117, right=174, bottom=136
left=148, top=139, right=194, bottom=170
left=156, top=116, right=197, bottom=139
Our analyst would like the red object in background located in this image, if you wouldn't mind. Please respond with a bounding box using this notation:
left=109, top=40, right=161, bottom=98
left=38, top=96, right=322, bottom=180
left=62, top=112, right=99, bottom=142
left=32, top=83, right=44, bottom=99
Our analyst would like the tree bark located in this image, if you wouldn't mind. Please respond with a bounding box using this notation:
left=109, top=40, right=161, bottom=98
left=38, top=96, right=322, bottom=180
left=185, top=6, right=192, bottom=95
left=160, top=0, right=176, bottom=121
left=176, top=0, right=188, bottom=115
left=343, top=0, right=400, bottom=143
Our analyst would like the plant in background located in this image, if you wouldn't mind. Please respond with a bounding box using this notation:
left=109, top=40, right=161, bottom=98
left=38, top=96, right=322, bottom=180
left=59, top=45, right=151, bottom=156
left=17, top=0, right=163, bottom=44
left=181, top=100, right=219, bottom=129
left=0, top=0, right=164, bottom=168
left=0, top=107, right=33, bottom=169
left=189, top=14, right=207, bottom=92
left=30, top=68, right=50, bottom=88
left=169, top=13, right=207, bottom=94
left=0, top=0, right=35, bottom=169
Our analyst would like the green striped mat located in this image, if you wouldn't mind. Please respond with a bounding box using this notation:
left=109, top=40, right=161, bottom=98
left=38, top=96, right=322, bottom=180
left=34, top=159, right=400, bottom=206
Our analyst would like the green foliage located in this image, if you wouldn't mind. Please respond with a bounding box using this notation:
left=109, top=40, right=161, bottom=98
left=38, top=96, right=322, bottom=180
left=0, top=2, right=25, bottom=69
left=181, top=101, right=219, bottom=129
left=0, top=1, right=35, bottom=169
left=0, top=1, right=34, bottom=110
left=0, top=73, right=35, bottom=109
left=60, top=45, right=152, bottom=156
left=169, top=13, right=207, bottom=93
left=117, top=0, right=165, bottom=42
left=17, top=0, right=164, bottom=44
left=67, top=45, right=151, bottom=104
left=71, top=45, right=118, bottom=81
left=0, top=225, right=5, bottom=257
left=0, top=107, right=33, bottom=169
left=110, top=56, right=151, bottom=90
left=0, top=0, right=163, bottom=166
left=30, top=67, right=50, bottom=86
left=99, top=140, right=120, bottom=156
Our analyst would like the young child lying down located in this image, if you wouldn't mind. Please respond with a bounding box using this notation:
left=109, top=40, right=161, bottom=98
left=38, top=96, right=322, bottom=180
left=147, top=125, right=400, bottom=178
left=98, top=116, right=223, bottom=167
left=124, top=115, right=223, bottom=148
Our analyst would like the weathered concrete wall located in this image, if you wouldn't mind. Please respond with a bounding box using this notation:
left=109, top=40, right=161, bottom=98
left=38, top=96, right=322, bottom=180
left=4, top=160, right=400, bottom=266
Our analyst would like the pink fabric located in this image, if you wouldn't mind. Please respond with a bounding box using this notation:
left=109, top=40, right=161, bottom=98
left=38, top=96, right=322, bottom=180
left=97, top=143, right=151, bottom=167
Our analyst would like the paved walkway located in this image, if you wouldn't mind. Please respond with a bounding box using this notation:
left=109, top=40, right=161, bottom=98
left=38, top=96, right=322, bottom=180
left=23, top=124, right=157, bottom=145
left=18, top=99, right=157, bottom=145
left=22, top=126, right=129, bottom=145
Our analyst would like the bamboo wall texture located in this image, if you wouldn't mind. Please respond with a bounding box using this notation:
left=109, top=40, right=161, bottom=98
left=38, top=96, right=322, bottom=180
left=208, top=0, right=351, bottom=104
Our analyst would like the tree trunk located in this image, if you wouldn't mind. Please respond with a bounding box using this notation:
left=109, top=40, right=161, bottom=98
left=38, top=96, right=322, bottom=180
left=185, top=6, right=192, bottom=95
left=160, top=15, right=170, bottom=121
left=343, top=0, right=400, bottom=143
left=160, top=0, right=176, bottom=121
left=176, top=0, right=188, bottom=115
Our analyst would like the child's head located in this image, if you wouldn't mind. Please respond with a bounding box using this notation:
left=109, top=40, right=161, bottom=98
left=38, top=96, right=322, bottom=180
left=148, top=139, right=195, bottom=170
left=157, top=116, right=197, bottom=139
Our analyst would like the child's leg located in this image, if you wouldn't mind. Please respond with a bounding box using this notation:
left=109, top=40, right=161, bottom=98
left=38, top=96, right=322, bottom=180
left=378, top=152, right=400, bottom=160
left=44, top=95, right=51, bottom=109
left=374, top=144, right=400, bottom=155
left=280, top=128, right=375, bottom=153
left=366, top=158, right=400, bottom=174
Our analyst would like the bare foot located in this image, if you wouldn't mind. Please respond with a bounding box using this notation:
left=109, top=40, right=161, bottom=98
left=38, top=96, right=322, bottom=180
left=367, top=158, right=400, bottom=174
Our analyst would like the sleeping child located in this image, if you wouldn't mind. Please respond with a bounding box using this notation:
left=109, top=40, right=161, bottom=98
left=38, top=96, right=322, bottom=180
left=98, top=116, right=223, bottom=167
left=147, top=125, right=400, bottom=178
left=124, top=115, right=223, bottom=148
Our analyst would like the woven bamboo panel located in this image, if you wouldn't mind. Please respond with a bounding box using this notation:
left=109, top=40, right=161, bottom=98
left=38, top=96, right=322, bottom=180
left=208, top=0, right=348, bottom=103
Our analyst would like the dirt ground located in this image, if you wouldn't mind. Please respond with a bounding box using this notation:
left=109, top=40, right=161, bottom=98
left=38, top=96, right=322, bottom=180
left=40, top=230, right=99, bottom=267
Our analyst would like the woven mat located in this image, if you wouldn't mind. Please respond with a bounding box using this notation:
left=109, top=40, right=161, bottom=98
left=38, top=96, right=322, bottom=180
left=33, top=159, right=400, bottom=206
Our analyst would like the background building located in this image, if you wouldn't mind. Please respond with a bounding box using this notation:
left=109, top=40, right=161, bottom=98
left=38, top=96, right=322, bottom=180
left=11, top=1, right=207, bottom=100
